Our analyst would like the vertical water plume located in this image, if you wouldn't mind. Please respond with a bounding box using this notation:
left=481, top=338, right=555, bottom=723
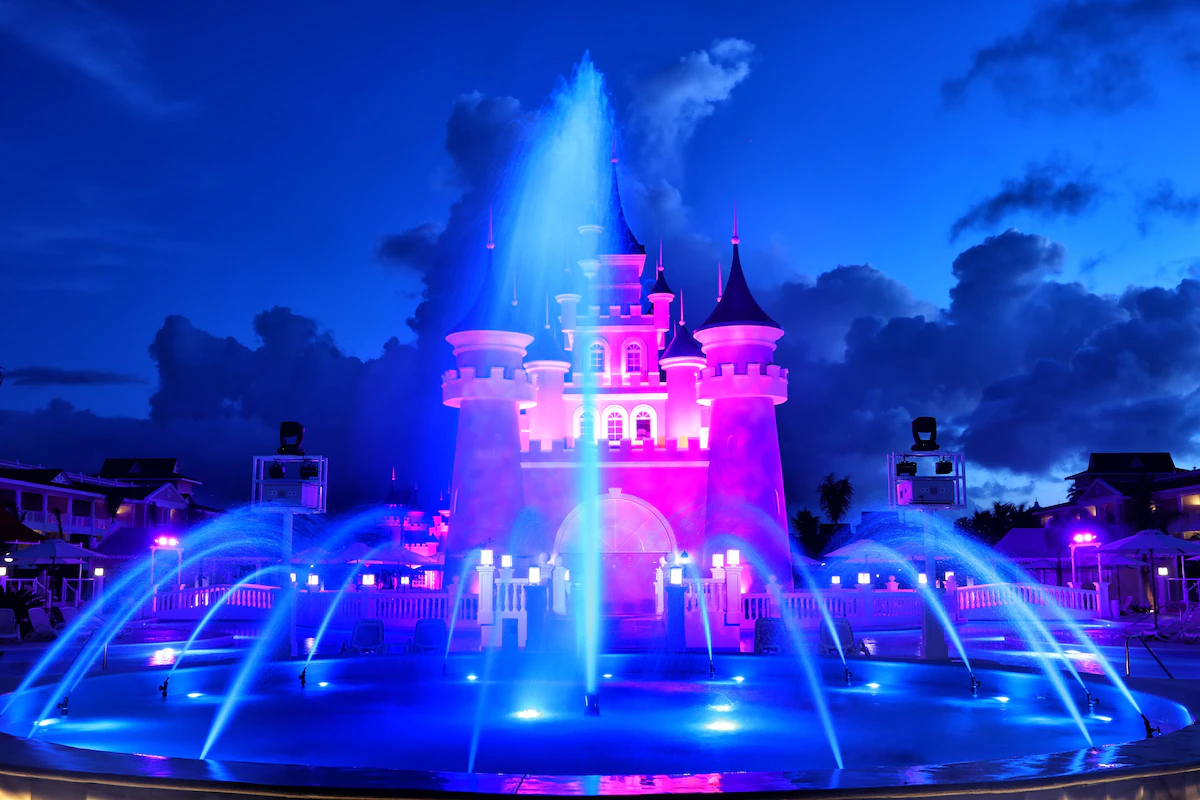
left=792, top=559, right=847, bottom=668
left=301, top=547, right=384, bottom=672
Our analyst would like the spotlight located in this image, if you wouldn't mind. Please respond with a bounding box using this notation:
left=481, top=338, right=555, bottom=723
left=299, top=460, right=319, bottom=480
left=268, top=461, right=286, bottom=480
left=911, top=416, right=938, bottom=451
left=935, top=458, right=953, bottom=475
left=277, top=421, right=305, bottom=455
left=896, top=459, right=917, bottom=477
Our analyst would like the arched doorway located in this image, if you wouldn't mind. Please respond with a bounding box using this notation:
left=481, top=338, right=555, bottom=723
left=553, top=490, right=676, bottom=616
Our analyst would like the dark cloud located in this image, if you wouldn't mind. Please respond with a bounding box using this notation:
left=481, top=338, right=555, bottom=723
left=943, top=0, right=1200, bottom=113
left=3, top=367, right=146, bottom=387
left=949, top=161, right=1102, bottom=241
left=1138, top=180, right=1200, bottom=233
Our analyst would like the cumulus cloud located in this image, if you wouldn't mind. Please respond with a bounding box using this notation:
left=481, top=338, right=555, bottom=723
left=942, top=0, right=1200, bottom=113
left=3, top=367, right=146, bottom=387
left=949, top=160, right=1103, bottom=241
left=0, top=0, right=193, bottom=116
left=630, top=38, right=755, bottom=178
left=1138, top=180, right=1200, bottom=233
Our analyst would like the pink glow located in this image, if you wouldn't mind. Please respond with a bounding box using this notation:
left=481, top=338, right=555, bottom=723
left=1073, top=532, right=1096, bottom=543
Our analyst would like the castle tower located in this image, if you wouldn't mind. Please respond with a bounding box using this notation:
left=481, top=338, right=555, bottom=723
left=525, top=297, right=571, bottom=444
left=660, top=289, right=705, bottom=441
left=694, top=210, right=790, bottom=585
left=443, top=214, right=535, bottom=555
left=646, top=242, right=674, bottom=350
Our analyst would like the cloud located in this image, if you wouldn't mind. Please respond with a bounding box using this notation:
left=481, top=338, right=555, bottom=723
left=1138, top=180, right=1200, bottom=233
left=3, top=367, right=146, bottom=387
left=949, top=160, right=1103, bottom=240
left=942, top=0, right=1200, bottom=113
left=630, top=38, right=755, bottom=178
left=0, top=0, right=193, bottom=116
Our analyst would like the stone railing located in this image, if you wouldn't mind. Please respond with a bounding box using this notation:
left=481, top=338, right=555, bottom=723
left=956, top=582, right=1106, bottom=621
left=153, top=584, right=278, bottom=620
left=742, top=588, right=922, bottom=632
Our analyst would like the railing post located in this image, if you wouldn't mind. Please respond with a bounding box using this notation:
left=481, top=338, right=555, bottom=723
left=725, top=564, right=744, bottom=626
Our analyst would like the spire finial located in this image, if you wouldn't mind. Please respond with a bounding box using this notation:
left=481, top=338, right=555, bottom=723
left=658, top=240, right=664, bottom=274
left=391, top=466, right=396, bottom=484
left=732, top=201, right=740, bottom=245
left=611, top=133, right=618, bottom=164
left=544, top=294, right=551, bottom=330
left=486, top=205, right=495, bottom=250
left=512, top=266, right=518, bottom=307
left=717, top=261, right=724, bottom=302
left=680, top=288, right=685, bottom=326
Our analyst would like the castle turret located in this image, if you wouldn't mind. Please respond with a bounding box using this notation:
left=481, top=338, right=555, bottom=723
left=443, top=212, right=535, bottom=555
left=525, top=297, right=571, bottom=444
left=647, top=242, right=674, bottom=350
left=660, top=290, right=705, bottom=442
left=694, top=209, right=790, bottom=586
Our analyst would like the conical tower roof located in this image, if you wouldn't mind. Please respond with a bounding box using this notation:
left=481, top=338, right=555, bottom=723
left=450, top=209, right=525, bottom=335
left=697, top=209, right=779, bottom=331
left=606, top=159, right=644, bottom=256
left=525, top=298, right=570, bottom=364
left=662, top=288, right=704, bottom=361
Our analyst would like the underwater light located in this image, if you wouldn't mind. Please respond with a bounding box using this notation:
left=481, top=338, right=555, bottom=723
left=317, top=682, right=329, bottom=688
left=995, top=696, right=1010, bottom=703
left=187, top=692, right=203, bottom=699
left=1093, top=715, right=1113, bottom=722
left=36, top=719, right=57, bottom=727
left=732, top=676, right=745, bottom=683
left=866, top=683, right=880, bottom=689
left=515, top=709, right=541, bottom=720
left=603, top=673, right=613, bottom=679
left=467, top=674, right=478, bottom=681
left=705, top=720, right=738, bottom=732
left=710, top=704, right=734, bottom=712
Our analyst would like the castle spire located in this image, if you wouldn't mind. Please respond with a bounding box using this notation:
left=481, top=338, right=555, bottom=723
left=732, top=201, right=740, bottom=245
left=697, top=210, right=780, bottom=331
left=680, top=288, right=686, bottom=326
left=717, top=261, right=724, bottom=302
left=658, top=240, right=663, bottom=274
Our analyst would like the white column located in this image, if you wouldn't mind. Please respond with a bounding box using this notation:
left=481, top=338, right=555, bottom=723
left=724, top=563, right=744, bottom=625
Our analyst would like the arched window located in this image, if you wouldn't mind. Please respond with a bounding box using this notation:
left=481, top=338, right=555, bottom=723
left=630, top=404, right=657, bottom=440
left=635, top=410, right=652, bottom=439
left=588, top=342, right=606, bottom=373
left=579, top=409, right=596, bottom=441
left=624, top=340, right=643, bottom=373
left=606, top=410, right=624, bottom=441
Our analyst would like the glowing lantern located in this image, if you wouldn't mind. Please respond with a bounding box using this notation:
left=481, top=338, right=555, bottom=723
left=501, top=554, right=513, bottom=569
left=857, top=572, right=871, bottom=585
left=713, top=553, right=725, bottom=569
left=168, top=537, right=178, bottom=547
left=93, top=567, right=103, bottom=577
left=0, top=567, right=6, bottom=577
left=563, top=569, right=570, bottom=582
left=307, top=574, right=319, bottom=587
left=918, top=574, right=928, bottom=585
left=944, top=571, right=954, bottom=579
left=289, top=572, right=296, bottom=583
left=362, top=574, right=376, bottom=586
left=528, top=566, right=541, bottom=585
left=670, top=567, right=683, bottom=585
left=726, top=550, right=741, bottom=566
left=1158, top=566, right=1169, bottom=576
left=830, top=575, right=841, bottom=585
left=401, top=576, right=410, bottom=585
left=480, top=549, right=494, bottom=566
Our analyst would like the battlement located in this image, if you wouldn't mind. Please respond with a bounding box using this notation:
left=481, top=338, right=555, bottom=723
left=565, top=371, right=664, bottom=391
left=443, top=365, right=537, bottom=408
left=696, top=362, right=788, bottom=405
left=520, top=436, right=709, bottom=462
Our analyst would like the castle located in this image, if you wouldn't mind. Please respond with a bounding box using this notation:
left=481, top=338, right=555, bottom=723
left=442, top=157, right=790, bottom=614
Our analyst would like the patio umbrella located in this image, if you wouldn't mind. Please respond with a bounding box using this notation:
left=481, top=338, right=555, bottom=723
left=1099, top=531, right=1200, bottom=627
left=10, top=539, right=102, bottom=565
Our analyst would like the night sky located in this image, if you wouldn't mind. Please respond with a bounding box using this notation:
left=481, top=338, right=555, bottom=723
left=3, top=1, right=1200, bottom=514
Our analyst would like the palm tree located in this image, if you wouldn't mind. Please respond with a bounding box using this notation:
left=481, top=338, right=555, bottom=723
left=789, top=508, right=824, bottom=560
left=1066, top=482, right=1084, bottom=504
left=955, top=501, right=1034, bottom=547
left=817, top=474, right=854, bottom=529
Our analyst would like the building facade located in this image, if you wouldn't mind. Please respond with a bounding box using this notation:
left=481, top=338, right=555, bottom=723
left=442, top=162, right=790, bottom=614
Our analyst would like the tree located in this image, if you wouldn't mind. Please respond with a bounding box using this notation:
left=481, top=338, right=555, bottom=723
left=955, top=501, right=1035, bottom=547
left=1066, top=482, right=1084, bottom=504
left=1043, top=521, right=1069, bottom=586
left=817, top=474, right=854, bottom=528
left=790, top=509, right=827, bottom=560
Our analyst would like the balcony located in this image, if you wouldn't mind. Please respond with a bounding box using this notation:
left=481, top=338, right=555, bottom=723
left=18, top=510, right=109, bottom=535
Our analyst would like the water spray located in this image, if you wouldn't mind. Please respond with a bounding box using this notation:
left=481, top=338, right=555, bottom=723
left=298, top=667, right=306, bottom=688
left=157, top=676, right=169, bottom=699
left=584, top=693, right=600, bottom=716
left=1142, top=714, right=1160, bottom=739
left=442, top=660, right=447, bottom=678
left=970, top=674, right=981, bottom=697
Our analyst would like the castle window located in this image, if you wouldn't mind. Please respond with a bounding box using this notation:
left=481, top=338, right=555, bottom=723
left=624, top=341, right=642, bottom=373
left=635, top=410, right=652, bottom=440
left=579, top=410, right=596, bottom=441
left=588, top=342, right=606, bottom=373
left=606, top=410, right=624, bottom=441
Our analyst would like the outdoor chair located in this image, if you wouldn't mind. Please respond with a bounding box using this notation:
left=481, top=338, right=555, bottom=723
left=1148, top=606, right=1200, bottom=642
left=408, top=618, right=447, bottom=654
left=818, top=618, right=857, bottom=658
left=1119, top=596, right=1134, bottom=615
left=346, top=619, right=387, bottom=654
left=50, top=606, right=79, bottom=631
left=27, top=607, right=57, bottom=641
left=0, top=609, right=21, bottom=644
left=753, top=617, right=787, bottom=654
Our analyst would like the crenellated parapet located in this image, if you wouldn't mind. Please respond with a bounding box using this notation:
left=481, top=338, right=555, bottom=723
left=442, top=366, right=537, bottom=408
left=565, top=371, right=664, bottom=390
left=696, top=362, right=788, bottom=405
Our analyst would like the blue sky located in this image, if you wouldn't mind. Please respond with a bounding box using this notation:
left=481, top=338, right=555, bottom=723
left=3, top=1, right=1200, bottom=509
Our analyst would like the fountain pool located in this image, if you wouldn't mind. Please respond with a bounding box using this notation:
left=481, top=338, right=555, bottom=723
left=0, top=653, right=1193, bottom=796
